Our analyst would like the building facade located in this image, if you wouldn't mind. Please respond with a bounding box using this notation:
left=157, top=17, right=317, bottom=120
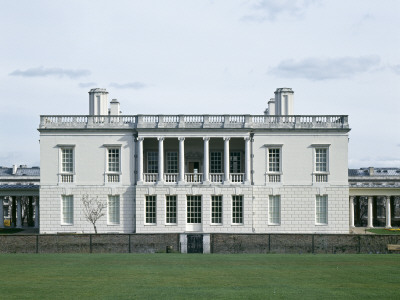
left=38, top=88, right=351, bottom=235
left=0, top=165, right=40, bottom=229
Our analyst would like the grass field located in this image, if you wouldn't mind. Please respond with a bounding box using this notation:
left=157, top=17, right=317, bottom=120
left=0, top=254, right=399, bottom=299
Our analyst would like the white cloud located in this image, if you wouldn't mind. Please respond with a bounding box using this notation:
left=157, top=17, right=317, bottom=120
left=270, top=56, right=381, bottom=80
left=242, top=0, right=317, bottom=21
left=79, top=82, right=97, bottom=88
left=109, top=82, right=146, bottom=89
left=9, top=66, right=91, bottom=79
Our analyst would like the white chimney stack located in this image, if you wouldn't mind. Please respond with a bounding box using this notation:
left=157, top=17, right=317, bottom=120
left=12, top=164, right=18, bottom=175
left=89, top=88, right=109, bottom=115
left=267, top=98, right=276, bottom=115
left=109, top=99, right=120, bottom=116
left=274, top=88, right=294, bottom=115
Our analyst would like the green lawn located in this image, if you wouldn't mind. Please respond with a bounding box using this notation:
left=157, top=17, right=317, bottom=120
left=0, top=254, right=399, bottom=299
left=367, top=228, right=400, bottom=235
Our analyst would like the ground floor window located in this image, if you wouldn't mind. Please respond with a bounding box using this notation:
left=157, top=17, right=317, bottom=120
left=166, top=195, right=177, bottom=224
left=269, top=195, right=280, bottom=225
left=146, top=195, right=156, bottom=224
left=108, top=195, right=120, bottom=225
left=211, top=195, right=222, bottom=224
left=187, top=195, right=201, bottom=224
left=232, top=195, right=243, bottom=224
left=61, top=195, right=73, bottom=225
left=316, top=195, right=328, bottom=224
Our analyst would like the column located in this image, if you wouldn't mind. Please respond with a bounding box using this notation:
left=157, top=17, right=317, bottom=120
left=16, top=196, right=22, bottom=228
left=158, top=137, right=164, bottom=183
left=34, top=197, right=39, bottom=228
left=137, top=137, right=144, bottom=183
left=367, top=196, right=373, bottom=228
left=244, top=137, right=251, bottom=184
left=203, top=137, right=210, bottom=183
left=178, top=137, right=185, bottom=184
left=0, top=197, right=4, bottom=229
left=224, top=137, right=230, bottom=184
left=386, top=196, right=392, bottom=228
left=349, top=196, right=355, bottom=227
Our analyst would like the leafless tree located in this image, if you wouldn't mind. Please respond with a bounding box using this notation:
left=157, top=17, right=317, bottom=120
left=81, top=195, right=106, bottom=234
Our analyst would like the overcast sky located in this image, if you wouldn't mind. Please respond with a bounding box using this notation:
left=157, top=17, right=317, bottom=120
left=0, top=0, right=399, bottom=169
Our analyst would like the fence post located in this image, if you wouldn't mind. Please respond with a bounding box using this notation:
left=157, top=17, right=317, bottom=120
left=128, top=234, right=131, bottom=253
left=36, top=235, right=39, bottom=254
left=268, top=234, right=271, bottom=253
left=312, top=235, right=315, bottom=254
left=90, top=234, right=92, bottom=253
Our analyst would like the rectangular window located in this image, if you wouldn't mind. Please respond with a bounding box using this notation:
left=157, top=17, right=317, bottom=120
left=230, top=152, right=241, bottom=173
left=211, top=195, right=222, bottom=224
left=108, top=195, right=120, bottom=225
left=147, top=152, right=158, bottom=173
left=269, top=195, right=281, bottom=225
left=268, top=148, right=280, bottom=172
left=108, top=148, right=120, bottom=172
left=316, top=195, right=328, bottom=224
left=166, top=152, right=178, bottom=173
left=315, top=148, right=328, bottom=172
left=145, top=195, right=156, bottom=224
left=61, top=148, right=74, bottom=173
left=166, top=195, right=177, bottom=224
left=210, top=152, right=222, bottom=173
left=232, top=195, right=243, bottom=224
left=187, top=195, right=201, bottom=224
left=61, top=195, right=73, bottom=225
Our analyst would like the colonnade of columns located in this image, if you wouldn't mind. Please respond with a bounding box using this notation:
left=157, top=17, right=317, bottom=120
left=137, top=136, right=251, bottom=184
left=0, top=196, right=39, bottom=229
left=349, top=196, right=393, bottom=228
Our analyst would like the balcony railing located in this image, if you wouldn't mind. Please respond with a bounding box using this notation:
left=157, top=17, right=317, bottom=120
left=60, top=174, right=74, bottom=183
left=210, top=173, right=224, bottom=183
left=315, top=174, right=328, bottom=182
left=230, top=173, right=244, bottom=183
left=164, top=173, right=178, bottom=183
left=107, top=174, right=120, bottom=183
left=40, top=115, right=349, bottom=130
left=144, top=173, right=158, bottom=183
left=185, top=173, right=203, bottom=183
left=268, top=174, right=281, bottom=183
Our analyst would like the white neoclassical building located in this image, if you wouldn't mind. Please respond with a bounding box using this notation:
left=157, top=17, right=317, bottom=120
left=38, top=88, right=351, bottom=235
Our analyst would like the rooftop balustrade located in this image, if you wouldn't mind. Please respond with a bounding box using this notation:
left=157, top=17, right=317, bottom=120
left=39, top=114, right=349, bottom=130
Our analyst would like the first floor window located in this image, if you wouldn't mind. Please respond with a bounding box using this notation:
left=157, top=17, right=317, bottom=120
left=166, top=195, right=177, bottom=224
left=147, top=152, right=158, bottom=173
left=316, top=195, right=328, bottom=224
left=269, top=195, right=281, bottom=224
left=187, top=195, right=201, bottom=224
left=108, top=195, right=120, bottom=225
left=166, top=152, right=178, bottom=173
left=62, top=195, right=73, bottom=225
left=232, top=195, right=243, bottom=224
left=108, top=148, right=120, bottom=172
left=230, top=152, right=241, bottom=173
left=315, top=148, right=328, bottom=172
left=61, top=148, right=74, bottom=173
left=210, top=152, right=222, bottom=173
left=146, top=195, right=156, bottom=224
left=211, top=195, right=222, bottom=224
left=268, top=148, right=280, bottom=173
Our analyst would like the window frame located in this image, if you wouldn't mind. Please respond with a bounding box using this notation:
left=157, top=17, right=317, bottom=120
left=166, top=152, right=178, bottom=174
left=61, top=195, right=73, bottom=225
left=232, top=195, right=243, bottom=224
left=268, top=195, right=281, bottom=225
left=229, top=151, right=242, bottom=173
left=265, top=145, right=283, bottom=174
left=316, top=195, right=328, bottom=225
left=108, top=195, right=120, bottom=225
left=210, top=151, right=222, bottom=173
left=147, top=151, right=158, bottom=173
left=187, top=195, right=202, bottom=224
left=107, top=147, right=121, bottom=173
left=145, top=195, right=157, bottom=224
left=165, top=195, right=177, bottom=225
left=211, top=195, right=223, bottom=225
left=312, top=145, right=330, bottom=174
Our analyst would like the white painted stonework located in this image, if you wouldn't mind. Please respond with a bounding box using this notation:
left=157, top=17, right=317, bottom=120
left=39, top=88, right=350, bottom=234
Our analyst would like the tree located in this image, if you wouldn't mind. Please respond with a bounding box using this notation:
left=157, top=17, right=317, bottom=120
left=81, top=195, right=106, bottom=234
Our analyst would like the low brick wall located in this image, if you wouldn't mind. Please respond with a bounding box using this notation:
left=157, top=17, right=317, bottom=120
left=211, top=234, right=400, bottom=254
left=0, top=234, right=180, bottom=254
left=1, top=233, right=399, bottom=254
